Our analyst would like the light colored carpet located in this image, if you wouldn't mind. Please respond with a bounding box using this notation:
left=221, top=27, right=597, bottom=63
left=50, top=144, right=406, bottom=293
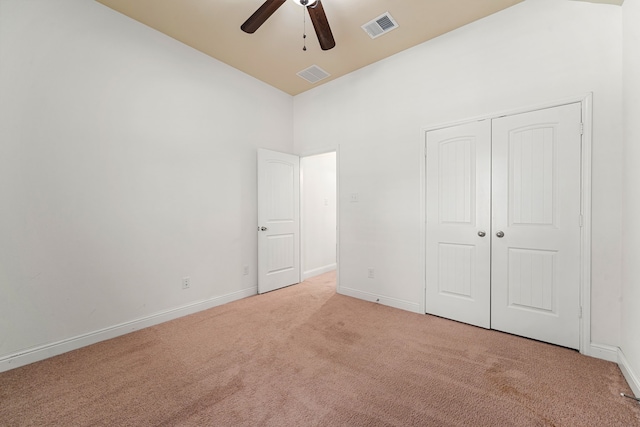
left=1, top=271, right=639, bottom=426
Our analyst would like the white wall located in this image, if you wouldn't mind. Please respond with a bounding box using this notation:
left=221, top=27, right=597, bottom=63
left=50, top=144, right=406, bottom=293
left=301, top=152, right=336, bottom=279
left=0, top=0, right=293, bottom=368
left=337, top=140, right=424, bottom=312
left=294, top=0, right=624, bottom=347
left=621, top=0, right=640, bottom=395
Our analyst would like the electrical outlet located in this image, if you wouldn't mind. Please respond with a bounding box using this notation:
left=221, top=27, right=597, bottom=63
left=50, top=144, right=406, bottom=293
left=182, top=277, right=190, bottom=289
left=368, top=268, right=375, bottom=279
left=243, top=265, right=250, bottom=276
left=350, top=193, right=359, bottom=203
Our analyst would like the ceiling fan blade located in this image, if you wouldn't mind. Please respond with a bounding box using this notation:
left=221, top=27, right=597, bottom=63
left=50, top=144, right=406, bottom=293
left=307, top=0, right=336, bottom=51
left=241, top=0, right=286, bottom=34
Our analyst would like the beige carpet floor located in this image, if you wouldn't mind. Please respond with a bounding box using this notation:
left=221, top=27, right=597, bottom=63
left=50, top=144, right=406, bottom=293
left=1, top=271, right=639, bottom=426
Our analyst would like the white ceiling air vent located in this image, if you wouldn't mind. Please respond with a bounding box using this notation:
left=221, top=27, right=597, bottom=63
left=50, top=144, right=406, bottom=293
left=362, top=12, right=399, bottom=39
left=297, top=65, right=330, bottom=84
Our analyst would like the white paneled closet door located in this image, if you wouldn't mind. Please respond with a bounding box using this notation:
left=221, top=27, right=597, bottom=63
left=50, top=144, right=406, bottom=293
left=425, top=103, right=583, bottom=350
left=425, top=120, right=492, bottom=329
left=491, top=103, right=582, bottom=349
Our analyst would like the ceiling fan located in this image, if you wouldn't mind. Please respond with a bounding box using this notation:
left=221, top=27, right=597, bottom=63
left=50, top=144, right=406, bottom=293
left=241, top=0, right=336, bottom=51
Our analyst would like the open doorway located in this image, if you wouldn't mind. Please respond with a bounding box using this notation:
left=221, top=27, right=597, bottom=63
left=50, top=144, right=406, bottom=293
left=301, top=152, right=337, bottom=280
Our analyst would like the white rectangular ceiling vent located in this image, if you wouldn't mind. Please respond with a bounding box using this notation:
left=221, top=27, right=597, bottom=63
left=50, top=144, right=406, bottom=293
left=362, top=12, right=399, bottom=39
left=297, top=65, right=330, bottom=84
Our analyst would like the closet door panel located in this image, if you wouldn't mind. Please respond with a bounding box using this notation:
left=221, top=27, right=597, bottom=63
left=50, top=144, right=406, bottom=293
left=491, top=103, right=582, bottom=350
left=425, top=120, right=491, bottom=328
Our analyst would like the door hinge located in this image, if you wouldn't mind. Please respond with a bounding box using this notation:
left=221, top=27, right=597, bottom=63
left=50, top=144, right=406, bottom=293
left=579, top=305, right=583, bottom=319
left=580, top=122, right=584, bottom=135
left=579, top=214, right=583, bottom=228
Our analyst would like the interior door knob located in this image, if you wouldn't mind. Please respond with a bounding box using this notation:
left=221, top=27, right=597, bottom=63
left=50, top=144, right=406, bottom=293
left=478, top=231, right=486, bottom=237
left=259, top=226, right=268, bottom=231
left=496, top=231, right=505, bottom=238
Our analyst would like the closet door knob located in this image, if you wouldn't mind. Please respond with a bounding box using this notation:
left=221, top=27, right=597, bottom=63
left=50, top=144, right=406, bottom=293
left=478, top=231, right=486, bottom=237
left=496, top=231, right=505, bottom=238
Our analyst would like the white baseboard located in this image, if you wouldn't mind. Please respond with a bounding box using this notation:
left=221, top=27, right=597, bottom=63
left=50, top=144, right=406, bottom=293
left=0, top=286, right=258, bottom=373
left=585, top=344, right=640, bottom=397
left=302, top=264, right=337, bottom=280
left=618, top=348, right=640, bottom=397
left=337, top=286, right=421, bottom=314
left=587, top=342, right=619, bottom=363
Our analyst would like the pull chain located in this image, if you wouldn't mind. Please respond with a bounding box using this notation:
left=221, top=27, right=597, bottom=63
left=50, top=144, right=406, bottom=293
left=302, top=6, right=307, bottom=51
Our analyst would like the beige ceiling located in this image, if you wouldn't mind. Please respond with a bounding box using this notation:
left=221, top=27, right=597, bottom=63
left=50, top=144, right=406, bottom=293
left=95, top=0, right=616, bottom=96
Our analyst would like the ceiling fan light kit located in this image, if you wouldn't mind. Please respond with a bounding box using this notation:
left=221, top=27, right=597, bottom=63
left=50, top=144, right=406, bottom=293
left=241, top=0, right=336, bottom=51
left=292, top=0, right=318, bottom=6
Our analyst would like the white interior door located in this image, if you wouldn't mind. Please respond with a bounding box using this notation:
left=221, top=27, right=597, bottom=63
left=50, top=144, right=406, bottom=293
left=425, top=120, right=492, bottom=328
left=491, top=103, right=582, bottom=349
left=257, top=149, right=300, bottom=294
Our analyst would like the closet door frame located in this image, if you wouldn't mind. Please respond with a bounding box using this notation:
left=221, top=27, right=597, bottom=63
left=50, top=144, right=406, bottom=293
left=420, top=93, right=593, bottom=356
